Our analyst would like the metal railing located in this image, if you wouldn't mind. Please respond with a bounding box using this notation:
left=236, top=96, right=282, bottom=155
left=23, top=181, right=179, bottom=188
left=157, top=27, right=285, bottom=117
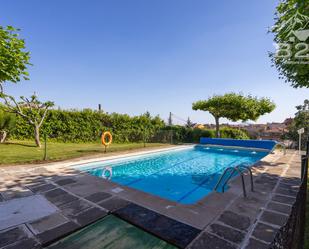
left=214, top=164, right=254, bottom=198
left=269, top=136, right=308, bottom=249
left=276, top=142, right=287, bottom=155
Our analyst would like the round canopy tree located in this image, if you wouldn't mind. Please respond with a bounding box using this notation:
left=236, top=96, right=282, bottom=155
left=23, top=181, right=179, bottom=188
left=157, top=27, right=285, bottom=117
left=270, top=0, right=309, bottom=88
left=0, top=25, right=30, bottom=89
left=192, top=93, right=276, bottom=138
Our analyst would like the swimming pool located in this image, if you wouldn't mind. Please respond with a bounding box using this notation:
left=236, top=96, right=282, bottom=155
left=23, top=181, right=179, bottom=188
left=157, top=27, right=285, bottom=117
left=76, top=146, right=268, bottom=204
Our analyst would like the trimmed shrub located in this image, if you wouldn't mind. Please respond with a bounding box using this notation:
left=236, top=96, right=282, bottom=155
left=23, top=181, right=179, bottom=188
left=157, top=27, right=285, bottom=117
left=7, top=106, right=250, bottom=143
left=220, top=126, right=249, bottom=139
left=10, top=109, right=165, bottom=143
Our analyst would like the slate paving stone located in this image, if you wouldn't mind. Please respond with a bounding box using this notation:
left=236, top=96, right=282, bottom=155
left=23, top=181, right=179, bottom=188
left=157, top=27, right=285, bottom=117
left=114, top=203, right=201, bottom=248
left=24, top=180, right=47, bottom=189
left=98, top=196, right=130, bottom=212
left=275, top=187, right=298, bottom=197
left=188, top=232, right=236, bottom=249
left=1, top=186, right=33, bottom=200
left=278, top=183, right=299, bottom=191
left=254, top=182, right=276, bottom=192
left=59, top=199, right=93, bottom=218
left=256, top=175, right=278, bottom=184
left=208, top=223, right=245, bottom=244
left=272, top=194, right=295, bottom=205
left=0, top=195, right=58, bottom=231
left=244, top=238, right=269, bottom=249
left=31, top=184, right=57, bottom=193
left=85, top=192, right=112, bottom=203
left=73, top=207, right=108, bottom=227
left=260, top=210, right=288, bottom=227
left=37, top=221, right=79, bottom=245
left=0, top=226, right=29, bottom=248
left=255, top=178, right=277, bottom=187
left=266, top=202, right=291, bottom=215
left=252, top=222, right=278, bottom=243
left=55, top=178, right=76, bottom=186
left=44, top=188, right=78, bottom=206
left=280, top=178, right=301, bottom=186
left=44, top=188, right=67, bottom=198
left=218, top=211, right=251, bottom=231
left=3, top=238, right=42, bottom=249
left=28, top=213, right=69, bottom=234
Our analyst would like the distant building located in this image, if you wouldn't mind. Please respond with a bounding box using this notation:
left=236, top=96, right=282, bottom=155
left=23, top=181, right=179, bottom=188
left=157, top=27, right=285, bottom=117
left=194, top=124, right=206, bottom=129
left=283, top=118, right=293, bottom=126
left=237, top=121, right=289, bottom=141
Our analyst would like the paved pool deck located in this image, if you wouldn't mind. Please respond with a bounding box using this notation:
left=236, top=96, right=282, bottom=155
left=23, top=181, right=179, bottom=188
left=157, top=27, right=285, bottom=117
left=0, top=146, right=302, bottom=249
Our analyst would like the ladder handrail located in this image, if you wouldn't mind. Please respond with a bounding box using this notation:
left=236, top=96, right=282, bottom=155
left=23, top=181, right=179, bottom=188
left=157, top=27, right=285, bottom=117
left=221, top=167, right=247, bottom=198
left=237, top=165, right=254, bottom=192
left=214, top=163, right=256, bottom=198
left=276, top=142, right=286, bottom=155
left=214, top=167, right=235, bottom=191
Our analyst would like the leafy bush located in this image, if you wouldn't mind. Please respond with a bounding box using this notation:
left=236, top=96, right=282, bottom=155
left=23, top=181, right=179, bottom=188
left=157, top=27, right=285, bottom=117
left=8, top=107, right=250, bottom=143
left=10, top=109, right=165, bottom=143
left=151, top=125, right=248, bottom=144
left=0, top=107, right=16, bottom=142
left=220, top=127, right=249, bottom=140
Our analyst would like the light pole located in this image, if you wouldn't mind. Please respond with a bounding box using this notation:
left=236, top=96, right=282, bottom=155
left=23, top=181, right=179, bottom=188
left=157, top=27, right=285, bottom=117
left=297, top=128, right=304, bottom=154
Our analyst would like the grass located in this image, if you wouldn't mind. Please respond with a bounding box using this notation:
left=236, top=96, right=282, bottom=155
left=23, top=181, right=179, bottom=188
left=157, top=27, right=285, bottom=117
left=0, top=140, right=168, bottom=165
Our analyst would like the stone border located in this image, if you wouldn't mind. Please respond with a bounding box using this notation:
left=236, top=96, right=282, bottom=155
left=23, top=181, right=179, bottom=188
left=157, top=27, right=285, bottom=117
left=0, top=148, right=301, bottom=249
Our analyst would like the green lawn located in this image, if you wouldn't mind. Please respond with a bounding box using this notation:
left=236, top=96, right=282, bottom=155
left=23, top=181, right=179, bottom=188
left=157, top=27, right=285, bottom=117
left=0, top=140, right=167, bottom=165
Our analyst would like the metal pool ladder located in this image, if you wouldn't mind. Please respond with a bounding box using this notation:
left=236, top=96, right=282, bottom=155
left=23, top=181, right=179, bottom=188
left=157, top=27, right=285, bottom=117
left=276, top=142, right=286, bottom=155
left=214, top=164, right=254, bottom=198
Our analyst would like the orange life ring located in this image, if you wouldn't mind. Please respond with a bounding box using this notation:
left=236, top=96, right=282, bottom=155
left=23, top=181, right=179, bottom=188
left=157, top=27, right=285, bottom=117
left=101, top=131, right=112, bottom=146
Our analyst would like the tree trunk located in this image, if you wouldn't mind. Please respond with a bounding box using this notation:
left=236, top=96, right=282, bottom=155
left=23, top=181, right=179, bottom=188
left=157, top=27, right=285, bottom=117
left=34, top=125, right=41, bottom=147
left=0, top=130, right=7, bottom=143
left=215, top=116, right=220, bottom=138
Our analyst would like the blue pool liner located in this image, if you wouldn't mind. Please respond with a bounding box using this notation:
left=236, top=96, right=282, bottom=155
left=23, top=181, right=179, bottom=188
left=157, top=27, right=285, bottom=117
left=200, top=138, right=277, bottom=151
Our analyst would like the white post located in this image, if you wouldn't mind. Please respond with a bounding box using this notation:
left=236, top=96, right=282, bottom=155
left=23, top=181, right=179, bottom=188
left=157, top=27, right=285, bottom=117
left=298, top=128, right=304, bottom=155
left=299, top=132, right=301, bottom=155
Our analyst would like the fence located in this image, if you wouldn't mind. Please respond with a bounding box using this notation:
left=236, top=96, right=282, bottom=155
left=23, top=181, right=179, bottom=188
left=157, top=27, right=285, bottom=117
left=269, top=138, right=308, bottom=249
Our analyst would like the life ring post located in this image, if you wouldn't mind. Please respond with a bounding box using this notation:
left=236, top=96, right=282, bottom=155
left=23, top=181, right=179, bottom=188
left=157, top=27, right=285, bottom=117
left=101, top=131, right=113, bottom=153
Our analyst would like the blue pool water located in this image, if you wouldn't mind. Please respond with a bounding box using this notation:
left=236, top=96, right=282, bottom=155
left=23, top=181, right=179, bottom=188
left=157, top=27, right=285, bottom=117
left=76, top=146, right=268, bottom=204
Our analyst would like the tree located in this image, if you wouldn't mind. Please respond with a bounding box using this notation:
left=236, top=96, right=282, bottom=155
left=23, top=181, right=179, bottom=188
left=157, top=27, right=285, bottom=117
left=0, top=25, right=30, bottom=89
left=1, top=93, right=54, bottom=147
left=186, top=117, right=193, bottom=128
left=285, top=99, right=309, bottom=149
left=138, top=112, right=152, bottom=147
left=168, top=112, right=173, bottom=125
left=0, top=106, right=15, bottom=143
left=270, top=0, right=309, bottom=88
left=192, top=93, right=276, bottom=138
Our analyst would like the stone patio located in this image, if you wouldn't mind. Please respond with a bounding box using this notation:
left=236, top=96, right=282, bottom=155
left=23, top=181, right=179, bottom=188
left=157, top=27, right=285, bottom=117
left=0, top=147, right=302, bottom=248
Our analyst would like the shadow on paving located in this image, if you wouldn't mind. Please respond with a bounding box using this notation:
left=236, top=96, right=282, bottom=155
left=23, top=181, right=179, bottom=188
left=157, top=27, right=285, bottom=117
left=0, top=167, right=199, bottom=248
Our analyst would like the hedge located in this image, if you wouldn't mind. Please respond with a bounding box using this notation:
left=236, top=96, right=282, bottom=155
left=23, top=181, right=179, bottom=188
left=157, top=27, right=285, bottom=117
left=10, top=109, right=165, bottom=143
left=157, top=125, right=249, bottom=143
left=7, top=108, right=249, bottom=143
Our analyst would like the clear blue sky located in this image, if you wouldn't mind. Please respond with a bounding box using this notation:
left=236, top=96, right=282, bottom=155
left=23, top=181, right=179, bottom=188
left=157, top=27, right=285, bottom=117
left=1, top=0, right=308, bottom=125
